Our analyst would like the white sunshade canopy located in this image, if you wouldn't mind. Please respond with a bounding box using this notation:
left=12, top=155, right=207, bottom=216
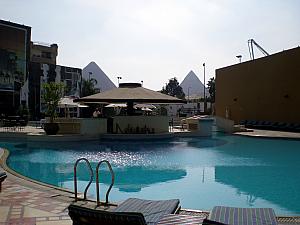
left=134, top=104, right=156, bottom=109
left=105, top=103, right=127, bottom=108
left=104, top=103, right=157, bottom=109
left=58, top=97, right=88, bottom=108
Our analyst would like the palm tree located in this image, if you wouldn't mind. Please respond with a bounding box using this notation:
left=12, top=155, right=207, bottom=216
left=81, top=78, right=98, bottom=97
left=161, top=77, right=185, bottom=100
left=207, top=77, right=215, bottom=103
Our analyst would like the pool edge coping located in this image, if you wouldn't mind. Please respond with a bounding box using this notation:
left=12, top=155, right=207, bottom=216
left=0, top=147, right=76, bottom=197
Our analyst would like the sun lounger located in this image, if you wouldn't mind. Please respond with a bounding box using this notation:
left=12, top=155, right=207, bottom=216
left=245, top=120, right=256, bottom=128
left=271, top=122, right=285, bottom=131
left=70, top=159, right=182, bottom=224
left=293, top=123, right=300, bottom=132
left=276, top=122, right=288, bottom=131
left=68, top=198, right=180, bottom=225
left=68, top=204, right=147, bottom=225
left=261, top=121, right=274, bottom=130
left=208, top=206, right=278, bottom=225
left=239, top=120, right=246, bottom=125
left=252, top=120, right=264, bottom=129
left=202, top=218, right=228, bottom=225
left=0, top=169, right=7, bottom=192
left=113, top=198, right=180, bottom=225
left=157, top=214, right=205, bottom=224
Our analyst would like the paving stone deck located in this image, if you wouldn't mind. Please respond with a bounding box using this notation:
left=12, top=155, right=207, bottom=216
left=0, top=179, right=72, bottom=225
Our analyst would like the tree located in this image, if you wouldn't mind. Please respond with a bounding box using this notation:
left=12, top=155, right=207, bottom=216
left=42, top=82, right=64, bottom=122
left=207, top=77, right=215, bottom=103
left=81, top=78, right=98, bottom=97
left=161, top=77, right=185, bottom=100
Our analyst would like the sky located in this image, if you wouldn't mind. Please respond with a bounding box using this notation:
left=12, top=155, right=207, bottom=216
left=1, top=0, right=300, bottom=90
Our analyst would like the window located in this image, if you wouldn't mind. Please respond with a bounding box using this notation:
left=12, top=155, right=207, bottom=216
left=41, top=51, right=51, bottom=59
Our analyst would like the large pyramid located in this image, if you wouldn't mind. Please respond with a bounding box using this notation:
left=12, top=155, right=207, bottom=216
left=82, top=62, right=116, bottom=92
left=180, top=70, right=209, bottom=98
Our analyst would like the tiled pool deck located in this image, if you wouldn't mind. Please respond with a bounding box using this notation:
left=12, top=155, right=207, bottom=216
left=0, top=145, right=74, bottom=225
left=0, top=179, right=72, bottom=225
left=1, top=126, right=300, bottom=224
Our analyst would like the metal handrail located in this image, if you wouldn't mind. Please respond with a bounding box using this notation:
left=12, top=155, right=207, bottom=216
left=96, top=160, right=115, bottom=206
left=74, top=158, right=94, bottom=201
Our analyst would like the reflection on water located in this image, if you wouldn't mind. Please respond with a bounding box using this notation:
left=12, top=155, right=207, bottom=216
left=215, top=166, right=300, bottom=211
left=4, top=134, right=300, bottom=215
left=101, top=167, right=186, bottom=192
left=8, top=160, right=186, bottom=193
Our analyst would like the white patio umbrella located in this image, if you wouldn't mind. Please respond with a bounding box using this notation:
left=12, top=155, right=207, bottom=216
left=134, top=104, right=156, bottom=109
left=104, top=103, right=127, bottom=108
left=58, top=97, right=88, bottom=117
left=141, top=107, right=153, bottom=112
left=104, top=103, right=156, bottom=109
left=77, top=104, right=89, bottom=108
left=58, top=97, right=78, bottom=108
left=58, top=97, right=88, bottom=108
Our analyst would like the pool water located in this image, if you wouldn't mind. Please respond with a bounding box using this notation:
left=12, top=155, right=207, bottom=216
left=2, top=133, right=300, bottom=215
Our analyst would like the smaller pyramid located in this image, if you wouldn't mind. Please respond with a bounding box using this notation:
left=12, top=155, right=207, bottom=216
left=180, top=70, right=209, bottom=98
left=82, top=62, right=116, bottom=92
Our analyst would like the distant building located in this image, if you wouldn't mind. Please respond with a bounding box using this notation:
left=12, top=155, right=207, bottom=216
left=215, top=47, right=300, bottom=124
left=29, top=62, right=82, bottom=119
left=0, top=19, right=83, bottom=119
left=59, top=66, right=82, bottom=97
left=28, top=40, right=82, bottom=118
left=0, top=19, right=31, bottom=114
left=30, top=42, right=58, bottom=65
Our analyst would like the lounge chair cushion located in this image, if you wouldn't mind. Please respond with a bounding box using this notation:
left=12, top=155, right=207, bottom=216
left=113, top=198, right=180, bottom=225
left=158, top=214, right=206, bottom=225
left=68, top=203, right=147, bottom=225
left=209, top=206, right=278, bottom=225
left=202, top=218, right=228, bottom=225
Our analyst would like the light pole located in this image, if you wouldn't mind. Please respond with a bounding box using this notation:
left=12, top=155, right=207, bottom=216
left=117, top=76, right=122, bottom=86
left=80, top=72, right=83, bottom=97
left=187, top=86, right=191, bottom=102
left=236, top=55, right=242, bottom=63
left=203, top=63, right=206, bottom=113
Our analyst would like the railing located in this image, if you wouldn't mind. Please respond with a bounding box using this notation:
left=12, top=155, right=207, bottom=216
left=73, top=158, right=94, bottom=201
left=96, top=160, right=115, bottom=206
left=73, top=158, right=115, bottom=206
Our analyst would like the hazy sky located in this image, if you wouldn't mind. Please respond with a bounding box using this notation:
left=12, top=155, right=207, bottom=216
left=1, top=0, right=299, bottom=90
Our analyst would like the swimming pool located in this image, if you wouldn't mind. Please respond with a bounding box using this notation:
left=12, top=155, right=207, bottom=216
left=2, top=133, right=300, bottom=215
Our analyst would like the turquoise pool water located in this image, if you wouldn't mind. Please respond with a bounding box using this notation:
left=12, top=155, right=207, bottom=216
left=2, top=133, right=300, bottom=215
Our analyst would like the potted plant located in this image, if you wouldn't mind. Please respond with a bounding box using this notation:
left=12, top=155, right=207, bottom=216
left=42, top=82, right=64, bottom=135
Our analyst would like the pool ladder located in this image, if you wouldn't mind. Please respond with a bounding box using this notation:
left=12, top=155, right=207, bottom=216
left=73, top=158, right=115, bottom=206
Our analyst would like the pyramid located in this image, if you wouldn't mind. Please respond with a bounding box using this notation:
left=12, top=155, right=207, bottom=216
left=82, top=62, right=116, bottom=92
left=180, top=70, right=209, bottom=98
